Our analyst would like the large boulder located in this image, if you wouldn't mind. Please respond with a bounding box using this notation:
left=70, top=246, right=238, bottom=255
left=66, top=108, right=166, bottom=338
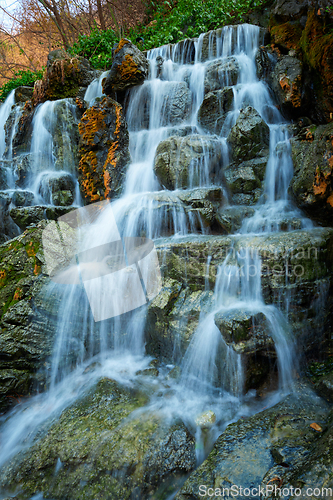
left=290, top=121, right=333, bottom=225
left=0, top=222, right=58, bottom=412
left=78, top=96, right=130, bottom=202
left=227, top=106, right=270, bottom=161
left=199, top=26, right=268, bottom=62
left=0, top=378, right=196, bottom=499
left=33, top=50, right=97, bottom=104
left=103, top=38, right=149, bottom=96
left=197, top=87, right=234, bottom=134
left=271, top=55, right=305, bottom=118
left=153, top=135, right=224, bottom=190
left=14, top=86, right=34, bottom=103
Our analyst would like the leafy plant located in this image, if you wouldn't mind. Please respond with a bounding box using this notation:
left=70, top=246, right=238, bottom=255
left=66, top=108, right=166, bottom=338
left=0, top=69, right=44, bottom=102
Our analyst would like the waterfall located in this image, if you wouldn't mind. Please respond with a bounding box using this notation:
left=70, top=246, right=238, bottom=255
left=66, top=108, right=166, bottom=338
left=0, top=90, right=15, bottom=159
left=0, top=24, right=306, bottom=475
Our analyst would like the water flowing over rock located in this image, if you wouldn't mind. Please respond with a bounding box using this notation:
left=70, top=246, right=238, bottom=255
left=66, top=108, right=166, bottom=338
left=153, top=135, right=224, bottom=189
left=103, top=39, right=149, bottom=96
left=78, top=96, right=130, bottom=202
left=197, top=87, right=234, bottom=134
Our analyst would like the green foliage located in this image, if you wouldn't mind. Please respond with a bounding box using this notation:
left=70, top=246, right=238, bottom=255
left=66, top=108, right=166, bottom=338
left=0, top=0, right=267, bottom=98
left=0, top=69, right=44, bottom=102
left=71, top=0, right=269, bottom=69
left=69, top=27, right=118, bottom=69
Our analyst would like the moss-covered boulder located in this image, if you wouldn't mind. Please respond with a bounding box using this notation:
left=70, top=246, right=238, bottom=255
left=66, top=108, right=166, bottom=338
left=290, top=121, right=333, bottom=225
left=103, top=39, right=149, bottom=96
left=153, top=135, right=224, bottom=190
left=33, top=49, right=97, bottom=104
left=197, top=87, right=234, bottom=134
left=0, top=222, right=58, bottom=412
left=0, top=378, right=196, bottom=499
left=0, top=192, right=20, bottom=243
left=227, top=107, right=270, bottom=161
left=78, top=96, right=130, bottom=202
left=9, top=205, right=74, bottom=231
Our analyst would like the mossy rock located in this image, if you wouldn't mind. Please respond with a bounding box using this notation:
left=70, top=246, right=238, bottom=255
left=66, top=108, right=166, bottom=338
left=0, top=378, right=196, bottom=499
left=33, top=51, right=97, bottom=104
left=0, top=222, right=59, bottom=412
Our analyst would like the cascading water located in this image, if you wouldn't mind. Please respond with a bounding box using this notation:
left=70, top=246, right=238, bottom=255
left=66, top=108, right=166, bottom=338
left=0, top=23, right=310, bottom=494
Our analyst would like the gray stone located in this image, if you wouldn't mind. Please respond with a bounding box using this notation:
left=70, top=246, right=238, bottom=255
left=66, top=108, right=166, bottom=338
left=271, top=55, right=304, bottom=117
left=227, top=106, right=270, bottom=161
left=204, top=57, right=240, bottom=94
left=197, top=87, right=234, bottom=134
left=153, top=135, right=224, bottom=190
left=215, top=206, right=256, bottom=233
left=0, top=378, right=196, bottom=498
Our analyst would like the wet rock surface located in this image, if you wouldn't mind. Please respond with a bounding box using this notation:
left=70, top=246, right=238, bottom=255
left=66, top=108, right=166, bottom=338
left=0, top=378, right=196, bottom=499
left=9, top=205, right=74, bottom=230
left=176, top=383, right=331, bottom=499
left=33, top=50, right=97, bottom=104
left=204, top=57, right=240, bottom=94
left=271, top=55, right=304, bottom=118
left=197, top=87, right=234, bottom=134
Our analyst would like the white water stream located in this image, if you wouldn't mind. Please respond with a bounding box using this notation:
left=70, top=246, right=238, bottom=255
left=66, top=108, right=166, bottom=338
left=0, top=24, right=307, bottom=495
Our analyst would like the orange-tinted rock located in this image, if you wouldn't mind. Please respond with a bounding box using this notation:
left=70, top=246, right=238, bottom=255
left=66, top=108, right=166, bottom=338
left=300, top=10, right=333, bottom=123
left=270, top=21, right=303, bottom=52
left=270, top=2, right=333, bottom=123
left=271, top=55, right=304, bottom=117
left=103, top=39, right=148, bottom=96
left=290, top=122, right=333, bottom=224
left=78, top=97, right=130, bottom=203
left=33, top=49, right=97, bottom=105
